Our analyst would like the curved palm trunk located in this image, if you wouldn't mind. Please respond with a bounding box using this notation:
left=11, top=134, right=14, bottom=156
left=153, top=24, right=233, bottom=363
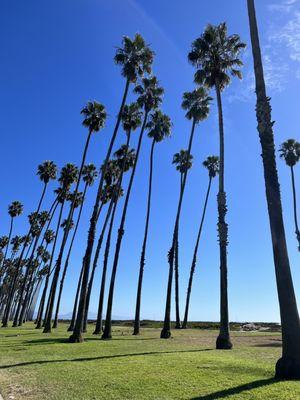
left=82, top=199, right=115, bottom=333
left=2, top=184, right=48, bottom=327
left=69, top=79, right=130, bottom=343
left=182, top=176, right=212, bottom=329
left=102, top=113, right=148, bottom=340
left=36, top=201, right=64, bottom=329
left=215, top=81, right=232, bottom=350
left=290, top=166, right=300, bottom=251
left=248, top=0, right=300, bottom=379
left=93, top=200, right=118, bottom=335
left=161, top=119, right=196, bottom=339
left=133, top=139, right=155, bottom=335
left=52, top=184, right=88, bottom=329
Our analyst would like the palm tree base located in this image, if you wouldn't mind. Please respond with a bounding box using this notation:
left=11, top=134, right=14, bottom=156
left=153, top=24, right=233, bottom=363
left=132, top=329, right=140, bottom=336
left=43, top=327, right=51, bottom=334
left=35, top=324, right=42, bottom=329
left=216, top=334, right=233, bottom=350
left=276, top=356, right=300, bottom=379
left=12, top=322, right=18, bottom=328
left=68, top=333, right=84, bottom=343
left=2, top=323, right=8, bottom=328
left=52, top=323, right=57, bottom=329
left=181, top=324, right=187, bottom=329
left=160, top=328, right=171, bottom=339
left=101, top=333, right=112, bottom=340
left=93, top=330, right=101, bottom=335
left=175, top=323, right=182, bottom=329
left=67, top=326, right=74, bottom=332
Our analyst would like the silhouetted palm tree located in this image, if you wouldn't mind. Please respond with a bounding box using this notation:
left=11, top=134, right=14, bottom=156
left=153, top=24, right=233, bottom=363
left=4, top=201, right=24, bottom=265
left=279, top=139, right=300, bottom=251
left=188, top=22, right=245, bottom=349
left=68, top=35, right=154, bottom=343
left=182, top=156, right=219, bottom=329
left=101, top=77, right=163, bottom=340
left=161, top=88, right=211, bottom=339
left=133, top=110, right=172, bottom=335
left=247, top=0, right=300, bottom=379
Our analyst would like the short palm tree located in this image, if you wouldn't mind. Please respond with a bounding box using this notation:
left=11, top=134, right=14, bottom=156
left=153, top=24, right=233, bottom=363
left=188, top=23, right=246, bottom=349
left=247, top=0, right=300, bottom=378
left=69, top=34, right=154, bottom=344
left=101, top=76, right=163, bottom=341
left=161, top=88, right=211, bottom=339
left=279, top=139, right=300, bottom=251
left=133, top=110, right=172, bottom=335
left=182, top=156, right=219, bottom=329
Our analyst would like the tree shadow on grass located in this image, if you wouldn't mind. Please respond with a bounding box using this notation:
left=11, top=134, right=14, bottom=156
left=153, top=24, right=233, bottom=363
left=190, top=378, right=277, bottom=399
left=0, top=348, right=213, bottom=369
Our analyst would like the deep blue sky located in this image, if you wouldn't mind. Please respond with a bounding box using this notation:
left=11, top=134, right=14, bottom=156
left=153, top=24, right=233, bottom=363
left=1, top=0, right=300, bottom=322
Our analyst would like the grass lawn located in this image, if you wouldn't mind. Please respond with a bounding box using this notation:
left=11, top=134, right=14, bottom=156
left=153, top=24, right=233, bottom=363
left=0, top=323, right=299, bottom=399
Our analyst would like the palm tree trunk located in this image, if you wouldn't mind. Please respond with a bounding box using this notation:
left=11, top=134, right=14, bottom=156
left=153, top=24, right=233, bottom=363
left=247, top=0, right=300, bottom=379
left=182, top=176, right=212, bottom=329
left=3, top=218, right=13, bottom=266
left=215, top=80, right=232, bottom=350
left=102, top=113, right=148, bottom=340
left=69, top=78, right=130, bottom=343
left=290, top=166, right=300, bottom=251
left=67, top=267, right=83, bottom=331
left=133, top=139, right=155, bottom=335
left=52, top=183, right=88, bottom=329
left=93, top=200, right=118, bottom=335
left=161, top=119, right=197, bottom=339
left=82, top=198, right=115, bottom=333
left=35, top=201, right=64, bottom=329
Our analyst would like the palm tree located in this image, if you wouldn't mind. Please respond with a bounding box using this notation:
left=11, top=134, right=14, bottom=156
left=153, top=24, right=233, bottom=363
left=182, top=156, right=219, bottom=329
left=279, top=139, right=300, bottom=251
left=4, top=201, right=23, bottom=264
left=68, top=34, right=154, bottom=343
left=161, top=88, right=211, bottom=339
left=93, top=154, right=135, bottom=335
left=247, top=0, right=300, bottom=379
left=133, top=110, right=172, bottom=335
left=43, top=163, right=78, bottom=333
left=101, top=77, right=163, bottom=341
left=188, top=23, right=246, bottom=349
left=81, top=104, right=142, bottom=334
left=37, top=161, right=58, bottom=210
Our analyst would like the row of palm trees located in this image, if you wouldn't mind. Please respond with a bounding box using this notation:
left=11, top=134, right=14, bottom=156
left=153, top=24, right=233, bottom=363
left=0, top=0, right=299, bottom=379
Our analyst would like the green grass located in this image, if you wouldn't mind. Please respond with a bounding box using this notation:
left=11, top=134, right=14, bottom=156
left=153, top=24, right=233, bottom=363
left=0, top=323, right=299, bottom=399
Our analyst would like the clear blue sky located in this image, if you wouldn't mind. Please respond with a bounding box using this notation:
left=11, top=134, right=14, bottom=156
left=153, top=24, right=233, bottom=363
left=1, top=0, right=300, bottom=322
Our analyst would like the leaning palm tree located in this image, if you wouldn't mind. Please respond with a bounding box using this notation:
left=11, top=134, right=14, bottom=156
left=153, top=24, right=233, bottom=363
left=279, top=139, right=300, bottom=251
left=247, top=0, right=300, bottom=379
left=188, top=23, right=246, bottom=349
left=68, top=35, right=154, bottom=343
left=182, top=156, right=219, bottom=329
left=133, top=110, right=172, bottom=335
left=4, top=201, right=23, bottom=264
left=101, top=77, right=163, bottom=341
left=43, top=163, right=79, bottom=333
left=161, top=88, right=211, bottom=339
left=37, top=161, right=58, bottom=209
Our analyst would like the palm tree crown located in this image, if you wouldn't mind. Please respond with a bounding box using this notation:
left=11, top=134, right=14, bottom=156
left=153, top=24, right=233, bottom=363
left=203, top=156, right=220, bottom=178
left=44, top=229, right=55, bottom=244
left=37, top=161, right=57, bottom=184
left=114, top=146, right=136, bottom=172
left=181, top=88, right=212, bottom=122
left=173, top=150, right=193, bottom=174
left=81, top=101, right=107, bottom=133
left=279, top=139, right=300, bottom=167
left=188, top=22, right=246, bottom=90
left=146, top=110, right=172, bottom=142
left=58, top=163, right=79, bottom=191
left=114, top=34, right=154, bottom=83
left=0, top=236, right=9, bottom=249
left=121, top=103, right=143, bottom=133
left=8, top=201, right=23, bottom=218
left=134, top=76, right=164, bottom=112
left=82, top=164, right=98, bottom=186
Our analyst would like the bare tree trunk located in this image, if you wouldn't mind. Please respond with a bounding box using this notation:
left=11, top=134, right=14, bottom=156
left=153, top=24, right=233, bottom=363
left=290, top=167, right=300, bottom=251
left=247, top=0, right=300, bottom=379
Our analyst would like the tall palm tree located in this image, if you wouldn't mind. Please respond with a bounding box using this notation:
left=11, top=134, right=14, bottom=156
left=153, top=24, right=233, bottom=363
left=247, top=0, right=300, bottom=379
left=182, top=156, right=219, bottom=329
left=93, top=154, right=135, bottom=335
left=3, top=201, right=23, bottom=265
left=37, top=161, right=58, bottom=210
left=82, top=104, right=142, bottom=334
left=43, top=163, right=79, bottom=333
left=279, top=139, right=300, bottom=251
left=161, top=88, right=211, bottom=339
left=188, top=23, right=246, bottom=349
left=133, top=110, right=172, bottom=335
left=68, top=35, right=154, bottom=343
left=101, top=77, right=163, bottom=340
